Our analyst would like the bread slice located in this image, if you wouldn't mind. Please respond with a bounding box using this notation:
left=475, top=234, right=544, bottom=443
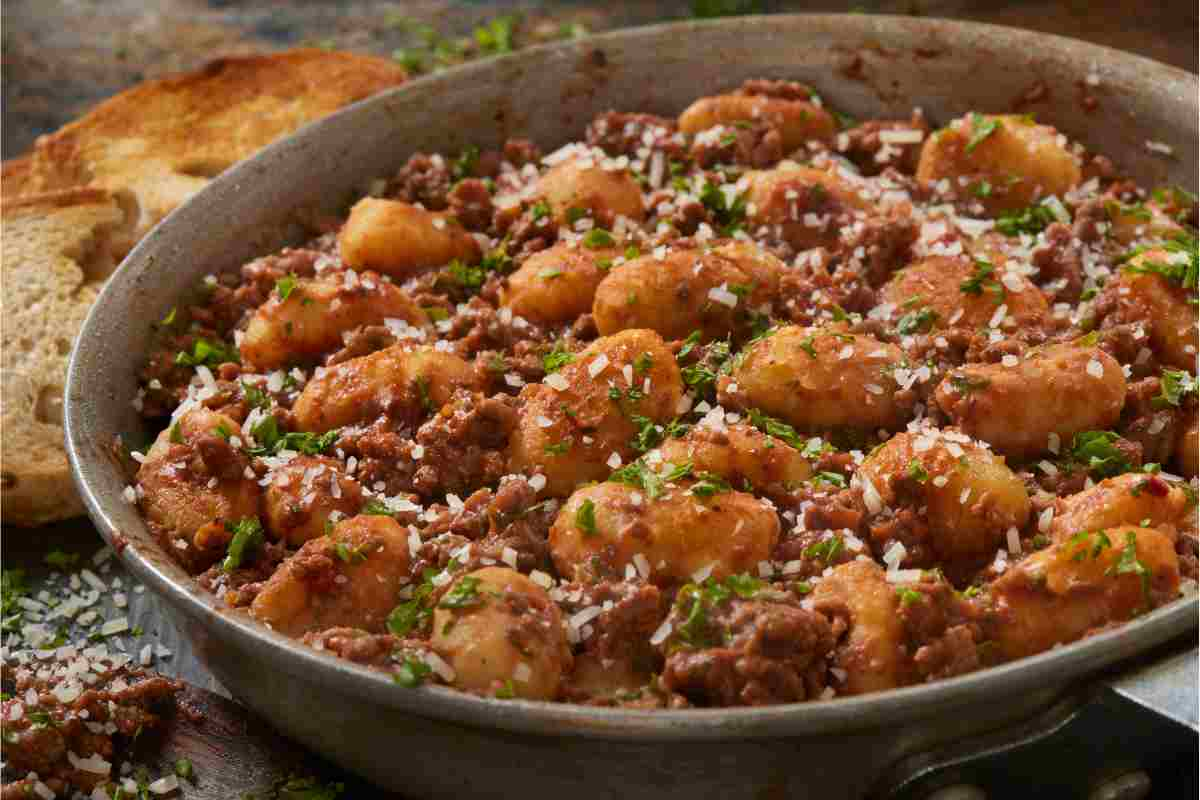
left=24, top=48, right=407, bottom=240
left=2, top=189, right=137, bottom=525
left=2, top=155, right=37, bottom=199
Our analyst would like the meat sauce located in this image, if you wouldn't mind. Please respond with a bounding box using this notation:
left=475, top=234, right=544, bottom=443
left=128, top=80, right=1198, bottom=708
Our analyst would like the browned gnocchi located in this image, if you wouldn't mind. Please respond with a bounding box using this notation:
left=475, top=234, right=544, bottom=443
left=339, top=197, right=481, bottom=277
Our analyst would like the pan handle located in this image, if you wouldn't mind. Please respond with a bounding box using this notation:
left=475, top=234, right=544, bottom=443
left=874, top=635, right=1198, bottom=800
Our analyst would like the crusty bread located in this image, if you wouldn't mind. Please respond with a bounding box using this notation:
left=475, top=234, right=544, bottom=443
left=1, top=49, right=406, bottom=526
left=2, top=189, right=137, bottom=525
left=23, top=49, right=407, bottom=239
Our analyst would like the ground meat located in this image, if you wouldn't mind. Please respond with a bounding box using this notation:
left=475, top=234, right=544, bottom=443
left=197, top=539, right=289, bottom=605
left=416, top=478, right=556, bottom=574
left=586, top=111, right=683, bottom=159
left=690, top=122, right=784, bottom=169
left=1093, top=322, right=1161, bottom=378
left=302, top=628, right=402, bottom=668
left=386, top=152, right=453, bottom=209
left=776, top=262, right=878, bottom=324
left=1118, top=376, right=1186, bottom=465
left=240, top=248, right=325, bottom=294
left=1032, top=222, right=1086, bottom=304
left=1177, top=529, right=1198, bottom=581
left=659, top=593, right=834, bottom=706
left=447, top=177, right=495, bottom=231
left=837, top=112, right=928, bottom=175
left=838, top=208, right=919, bottom=287
left=897, top=581, right=984, bottom=682
left=445, top=296, right=551, bottom=358
left=325, top=324, right=398, bottom=365
left=501, top=138, right=542, bottom=168
left=408, top=391, right=518, bottom=498
left=1, top=658, right=181, bottom=797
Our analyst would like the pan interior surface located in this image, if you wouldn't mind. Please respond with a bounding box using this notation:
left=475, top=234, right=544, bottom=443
left=65, top=13, right=1198, bottom=745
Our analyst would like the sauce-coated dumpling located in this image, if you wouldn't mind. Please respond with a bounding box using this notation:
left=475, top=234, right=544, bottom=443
left=534, top=157, right=645, bottom=227
left=499, top=242, right=618, bottom=325
left=678, top=84, right=836, bottom=152
left=431, top=567, right=571, bottom=700
left=916, top=113, right=1081, bottom=213
left=240, top=271, right=427, bottom=372
left=550, top=479, right=779, bottom=586
left=251, top=515, right=413, bottom=637
left=593, top=240, right=780, bottom=342
left=720, top=324, right=912, bottom=433
left=985, top=526, right=1179, bottom=660
left=507, top=329, right=683, bottom=496
left=859, top=429, right=1030, bottom=567
left=935, top=342, right=1126, bottom=459
left=657, top=422, right=814, bottom=496
left=339, top=197, right=481, bottom=277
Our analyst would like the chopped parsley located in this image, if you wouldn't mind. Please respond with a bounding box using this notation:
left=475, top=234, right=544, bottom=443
left=247, top=418, right=340, bottom=457
left=242, top=381, right=271, bottom=411
left=811, top=471, right=847, bottom=489
left=530, top=200, right=551, bottom=220
left=544, top=441, right=571, bottom=456
left=690, top=471, right=732, bottom=497
left=610, top=458, right=692, bottom=500
left=275, top=274, right=298, bottom=302
left=1153, top=369, right=1198, bottom=408
left=995, top=203, right=1057, bottom=237
left=798, top=336, right=818, bottom=358
left=175, top=337, right=236, bottom=368
left=746, top=408, right=806, bottom=452
left=678, top=330, right=703, bottom=361
left=896, top=587, right=924, bottom=606
left=964, top=113, right=1001, bottom=153
left=672, top=573, right=764, bottom=649
left=1107, top=531, right=1152, bottom=604
left=360, top=499, right=395, bottom=516
left=699, top=180, right=748, bottom=236
left=494, top=679, right=518, bottom=699
left=1122, top=230, right=1198, bottom=293
left=681, top=363, right=718, bottom=395
left=633, top=352, right=654, bottom=373
left=542, top=342, right=575, bottom=373
left=387, top=569, right=438, bottom=636
left=803, top=534, right=844, bottom=563
left=451, top=144, right=480, bottom=181
left=895, top=306, right=938, bottom=335
left=222, top=517, right=264, bottom=572
left=439, top=575, right=484, bottom=609
left=575, top=499, right=597, bottom=535
left=582, top=228, right=616, bottom=249
left=446, top=259, right=488, bottom=290
left=907, top=459, right=930, bottom=483
left=174, top=759, right=195, bottom=782
left=1067, top=530, right=1112, bottom=561
left=334, top=540, right=373, bottom=564
left=630, top=414, right=665, bottom=452
left=948, top=372, right=990, bottom=394
left=1069, top=430, right=1132, bottom=479
left=393, top=656, right=434, bottom=687
left=959, top=258, right=1004, bottom=298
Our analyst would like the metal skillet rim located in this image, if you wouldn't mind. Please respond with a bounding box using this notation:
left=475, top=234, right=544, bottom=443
left=65, top=12, right=1200, bottom=743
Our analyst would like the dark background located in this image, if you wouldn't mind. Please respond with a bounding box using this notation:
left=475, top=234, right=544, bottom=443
left=3, top=0, right=1197, bottom=161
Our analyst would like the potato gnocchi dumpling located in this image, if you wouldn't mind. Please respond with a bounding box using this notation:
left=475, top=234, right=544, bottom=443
left=859, top=430, right=1030, bottom=566
left=339, top=197, right=481, bottom=277
left=879, top=255, right=1049, bottom=335
left=500, top=242, right=618, bottom=325
left=916, top=113, right=1081, bottom=213
left=986, top=526, right=1180, bottom=660
left=744, top=166, right=879, bottom=251
left=534, top=157, right=645, bottom=227
left=1176, top=418, right=1199, bottom=479
left=431, top=567, right=572, bottom=700
left=811, top=561, right=907, bottom=695
left=507, top=329, right=683, bottom=496
left=262, top=455, right=364, bottom=547
left=292, top=344, right=480, bottom=433
left=251, top=514, right=413, bottom=637
left=678, top=87, right=836, bottom=151
left=240, top=271, right=427, bottom=371
left=137, top=408, right=262, bottom=571
left=935, top=343, right=1126, bottom=459
left=657, top=423, right=813, bottom=495
left=1050, top=473, right=1194, bottom=542
left=550, top=480, right=779, bottom=586
left=720, top=325, right=911, bottom=433
left=593, top=241, right=776, bottom=341
left=1100, top=251, right=1199, bottom=370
